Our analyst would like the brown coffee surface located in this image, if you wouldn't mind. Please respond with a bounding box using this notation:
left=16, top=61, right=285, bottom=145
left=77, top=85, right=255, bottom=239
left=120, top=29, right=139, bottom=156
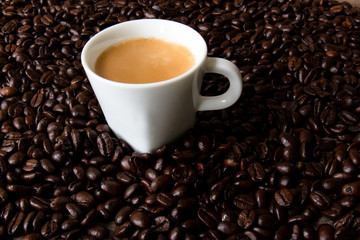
left=95, top=38, right=195, bottom=84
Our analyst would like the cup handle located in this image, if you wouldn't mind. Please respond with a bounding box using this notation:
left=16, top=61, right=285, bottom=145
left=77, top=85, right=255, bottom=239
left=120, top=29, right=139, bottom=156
left=197, top=57, right=243, bottom=111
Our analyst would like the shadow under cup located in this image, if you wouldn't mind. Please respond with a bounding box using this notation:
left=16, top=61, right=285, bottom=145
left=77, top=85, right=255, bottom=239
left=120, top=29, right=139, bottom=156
left=81, top=19, right=241, bottom=153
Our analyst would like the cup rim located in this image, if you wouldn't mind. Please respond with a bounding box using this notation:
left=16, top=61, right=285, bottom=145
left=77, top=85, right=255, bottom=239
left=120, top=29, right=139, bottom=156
left=81, top=19, right=208, bottom=88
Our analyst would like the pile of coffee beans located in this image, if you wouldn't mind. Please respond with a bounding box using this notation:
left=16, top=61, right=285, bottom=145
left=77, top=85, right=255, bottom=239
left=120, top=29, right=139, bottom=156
left=1, top=0, right=360, bottom=239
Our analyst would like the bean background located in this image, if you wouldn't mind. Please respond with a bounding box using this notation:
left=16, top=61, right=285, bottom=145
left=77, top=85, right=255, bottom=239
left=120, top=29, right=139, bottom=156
left=1, top=0, right=360, bottom=239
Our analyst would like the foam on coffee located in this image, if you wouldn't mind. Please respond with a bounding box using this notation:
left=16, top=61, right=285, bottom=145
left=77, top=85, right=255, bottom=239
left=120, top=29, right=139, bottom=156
left=94, top=37, right=195, bottom=84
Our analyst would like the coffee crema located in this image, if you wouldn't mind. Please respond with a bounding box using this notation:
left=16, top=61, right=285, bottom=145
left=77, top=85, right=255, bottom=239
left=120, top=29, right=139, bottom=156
left=94, top=38, right=195, bottom=84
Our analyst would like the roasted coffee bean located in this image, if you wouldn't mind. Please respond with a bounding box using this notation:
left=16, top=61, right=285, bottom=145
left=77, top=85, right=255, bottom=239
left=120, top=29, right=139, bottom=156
left=171, top=165, right=196, bottom=184
left=7, top=211, right=25, bottom=235
left=181, top=218, right=202, bottom=231
left=317, top=224, right=334, bottom=240
left=23, top=211, right=36, bottom=234
left=237, top=209, right=255, bottom=229
left=115, top=206, right=134, bottom=225
left=104, top=197, right=122, bottom=212
left=274, top=225, right=292, bottom=240
left=341, top=181, right=360, bottom=197
left=221, top=209, right=237, bottom=222
left=100, top=180, right=121, bottom=196
left=75, top=191, right=96, bottom=210
left=198, top=207, right=219, bottom=229
left=153, top=216, right=170, bottom=232
left=116, top=171, right=136, bottom=185
left=274, top=188, right=293, bottom=207
left=123, top=183, right=141, bottom=199
left=8, top=151, right=26, bottom=165
left=168, top=226, right=184, bottom=240
left=66, top=203, right=83, bottom=219
left=217, top=221, right=240, bottom=236
left=81, top=209, right=101, bottom=227
left=150, top=175, right=172, bottom=193
left=97, top=132, right=114, bottom=157
left=321, top=178, right=344, bottom=193
left=22, top=232, right=43, bottom=240
left=157, top=192, right=176, bottom=207
left=130, top=210, right=152, bottom=228
left=0, top=187, right=7, bottom=204
left=87, top=225, right=109, bottom=239
left=50, top=196, right=72, bottom=211
left=247, top=162, right=265, bottom=182
left=234, top=194, right=256, bottom=210
left=61, top=218, right=80, bottom=231
left=114, top=220, right=133, bottom=238
left=41, top=220, right=59, bottom=238
left=309, top=191, right=331, bottom=210
left=275, top=162, right=296, bottom=175
left=0, top=86, right=18, bottom=97
left=171, top=185, right=190, bottom=199
left=32, top=211, right=46, bottom=232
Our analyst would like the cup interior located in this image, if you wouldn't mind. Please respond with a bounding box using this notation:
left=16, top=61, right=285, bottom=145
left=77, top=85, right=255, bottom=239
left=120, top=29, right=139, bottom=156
left=81, top=19, right=207, bottom=84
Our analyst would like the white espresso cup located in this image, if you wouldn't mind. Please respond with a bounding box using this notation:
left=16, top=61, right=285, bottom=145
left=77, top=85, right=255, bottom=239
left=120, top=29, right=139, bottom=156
left=81, top=19, right=243, bottom=153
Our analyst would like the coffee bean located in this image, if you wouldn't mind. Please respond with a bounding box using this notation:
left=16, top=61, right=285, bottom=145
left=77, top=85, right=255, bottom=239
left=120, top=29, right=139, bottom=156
left=247, top=162, right=265, bottom=182
left=171, top=165, right=196, bottom=184
left=61, top=218, right=80, bottom=231
left=237, top=209, right=255, bottom=229
left=321, top=178, right=344, bottom=193
left=198, top=207, right=219, bottom=229
left=66, top=202, right=83, bottom=219
left=0, top=187, right=8, bottom=204
left=81, top=209, right=101, bottom=227
left=41, top=220, right=59, bottom=238
left=0, top=86, right=18, bottom=97
left=234, top=194, right=256, bottom=210
left=156, top=192, right=176, bottom=207
left=274, top=225, right=292, bottom=240
left=50, top=196, right=71, bottom=211
left=197, top=135, right=212, bottom=153
left=217, top=221, right=240, bottom=236
left=168, top=226, right=184, bottom=240
left=116, top=171, right=136, bottom=185
left=275, top=162, right=296, bottom=175
left=7, top=211, right=25, bottom=235
left=97, top=132, right=114, bottom=156
left=274, top=188, right=293, bottom=207
left=153, top=216, right=170, bottom=232
left=309, top=191, right=331, bottom=210
left=104, top=197, right=122, bottom=213
left=8, top=151, right=26, bottom=165
left=341, top=181, right=360, bottom=197
left=22, top=232, right=43, bottom=240
left=75, top=191, right=96, bottom=210
left=100, top=180, right=121, bottom=196
left=87, top=225, right=109, bottom=239
left=115, top=205, right=134, bottom=225
left=114, top=221, right=133, bottom=238
left=130, top=210, right=152, bottom=228
left=150, top=175, right=172, bottom=193
left=123, top=183, right=141, bottom=200
left=29, top=196, right=50, bottom=211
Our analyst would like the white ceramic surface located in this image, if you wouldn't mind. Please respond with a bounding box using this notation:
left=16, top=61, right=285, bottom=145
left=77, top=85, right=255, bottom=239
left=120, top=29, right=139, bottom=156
left=81, top=19, right=243, bottom=153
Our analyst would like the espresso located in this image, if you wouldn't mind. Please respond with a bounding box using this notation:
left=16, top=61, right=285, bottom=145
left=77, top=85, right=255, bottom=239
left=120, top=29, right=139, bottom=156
left=94, top=38, right=195, bottom=84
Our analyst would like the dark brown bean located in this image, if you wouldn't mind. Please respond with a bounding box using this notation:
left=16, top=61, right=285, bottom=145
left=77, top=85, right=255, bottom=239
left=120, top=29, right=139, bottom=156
left=130, top=210, right=152, bottom=228
left=309, top=191, right=331, bottom=210
left=274, top=188, right=293, bottom=207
